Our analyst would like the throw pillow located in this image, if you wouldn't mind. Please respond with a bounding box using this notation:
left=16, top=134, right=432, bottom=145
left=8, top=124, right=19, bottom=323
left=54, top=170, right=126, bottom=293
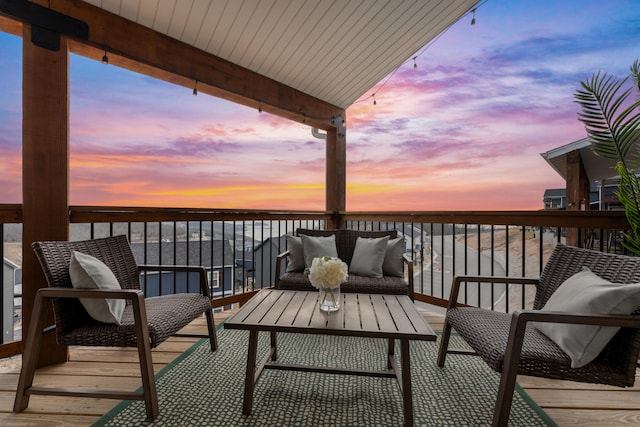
left=285, top=235, right=305, bottom=273
left=349, top=236, right=390, bottom=278
left=69, top=251, right=125, bottom=325
left=534, top=267, right=640, bottom=368
left=300, top=234, right=338, bottom=274
left=383, top=237, right=405, bottom=277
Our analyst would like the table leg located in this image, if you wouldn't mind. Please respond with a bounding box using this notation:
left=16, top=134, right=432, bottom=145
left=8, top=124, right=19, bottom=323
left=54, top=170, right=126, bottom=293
left=400, top=339, right=413, bottom=427
left=242, top=330, right=259, bottom=415
left=387, top=338, right=395, bottom=369
left=270, top=331, right=278, bottom=361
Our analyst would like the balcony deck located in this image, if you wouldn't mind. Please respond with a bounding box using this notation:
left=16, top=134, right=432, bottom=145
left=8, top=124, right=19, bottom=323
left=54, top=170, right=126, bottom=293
left=0, top=308, right=638, bottom=426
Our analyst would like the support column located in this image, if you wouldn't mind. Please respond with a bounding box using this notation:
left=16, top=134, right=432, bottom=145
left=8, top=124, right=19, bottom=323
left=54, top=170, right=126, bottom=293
left=326, top=115, right=346, bottom=229
left=565, top=149, right=590, bottom=246
left=22, top=27, right=70, bottom=366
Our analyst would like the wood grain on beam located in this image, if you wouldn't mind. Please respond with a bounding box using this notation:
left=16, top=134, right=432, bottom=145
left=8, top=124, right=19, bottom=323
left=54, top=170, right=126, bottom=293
left=22, top=27, right=70, bottom=365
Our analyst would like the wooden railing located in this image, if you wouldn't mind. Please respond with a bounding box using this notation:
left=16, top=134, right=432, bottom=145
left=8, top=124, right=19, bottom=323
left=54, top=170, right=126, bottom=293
left=0, top=204, right=631, bottom=358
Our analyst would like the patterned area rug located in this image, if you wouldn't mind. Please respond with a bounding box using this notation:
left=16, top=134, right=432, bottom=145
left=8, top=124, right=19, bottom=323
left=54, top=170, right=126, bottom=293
left=94, top=328, right=557, bottom=426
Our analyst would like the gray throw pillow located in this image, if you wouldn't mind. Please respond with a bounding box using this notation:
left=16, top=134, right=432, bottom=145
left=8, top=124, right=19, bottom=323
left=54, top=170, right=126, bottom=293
left=383, top=237, right=405, bottom=277
left=285, top=235, right=305, bottom=273
left=349, top=236, right=390, bottom=278
left=534, top=267, right=640, bottom=368
left=69, top=251, right=125, bottom=325
left=301, top=234, right=338, bottom=274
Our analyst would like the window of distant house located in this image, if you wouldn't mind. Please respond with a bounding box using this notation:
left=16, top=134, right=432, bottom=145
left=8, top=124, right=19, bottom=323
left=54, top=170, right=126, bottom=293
left=208, top=271, right=220, bottom=289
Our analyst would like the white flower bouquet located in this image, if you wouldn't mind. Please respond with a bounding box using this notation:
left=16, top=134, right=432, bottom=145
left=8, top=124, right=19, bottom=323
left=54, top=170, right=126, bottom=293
left=309, top=256, right=348, bottom=312
left=308, top=256, right=348, bottom=289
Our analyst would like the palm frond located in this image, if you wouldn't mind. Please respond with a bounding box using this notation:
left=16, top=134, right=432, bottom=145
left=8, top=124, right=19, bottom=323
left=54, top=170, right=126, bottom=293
left=615, top=164, right=640, bottom=255
left=575, top=71, right=638, bottom=166
left=632, top=60, right=640, bottom=99
left=576, top=60, right=640, bottom=255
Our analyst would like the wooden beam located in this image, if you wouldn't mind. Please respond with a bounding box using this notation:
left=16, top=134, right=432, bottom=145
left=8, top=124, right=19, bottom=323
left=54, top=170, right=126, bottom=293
left=0, top=14, right=22, bottom=36
left=22, top=27, right=70, bottom=366
left=326, top=126, right=346, bottom=229
left=34, top=0, right=342, bottom=130
left=565, top=149, right=590, bottom=246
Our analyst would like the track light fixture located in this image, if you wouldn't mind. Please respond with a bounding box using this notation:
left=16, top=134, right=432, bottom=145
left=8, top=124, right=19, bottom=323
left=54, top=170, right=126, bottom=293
left=258, top=102, right=262, bottom=113
left=101, top=47, right=109, bottom=64
left=413, top=56, right=417, bottom=69
left=471, top=8, right=476, bottom=26
left=193, top=80, right=198, bottom=96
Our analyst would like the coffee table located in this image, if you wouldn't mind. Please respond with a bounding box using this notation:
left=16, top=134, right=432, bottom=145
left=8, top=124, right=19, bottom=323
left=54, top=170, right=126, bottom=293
left=224, top=289, right=436, bottom=426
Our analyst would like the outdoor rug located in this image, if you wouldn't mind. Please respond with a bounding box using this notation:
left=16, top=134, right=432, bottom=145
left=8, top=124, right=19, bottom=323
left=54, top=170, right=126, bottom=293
left=94, top=328, right=557, bottom=426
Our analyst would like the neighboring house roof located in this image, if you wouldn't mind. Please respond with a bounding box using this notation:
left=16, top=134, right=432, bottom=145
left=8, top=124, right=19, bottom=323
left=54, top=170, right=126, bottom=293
left=540, top=137, right=626, bottom=183
left=82, top=0, right=479, bottom=109
left=3, top=257, right=21, bottom=270
left=254, top=235, right=288, bottom=254
left=131, top=240, right=234, bottom=268
left=543, top=188, right=566, bottom=198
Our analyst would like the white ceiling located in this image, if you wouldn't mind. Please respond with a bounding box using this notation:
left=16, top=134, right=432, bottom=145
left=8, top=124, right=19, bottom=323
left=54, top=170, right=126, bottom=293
left=83, top=0, right=478, bottom=109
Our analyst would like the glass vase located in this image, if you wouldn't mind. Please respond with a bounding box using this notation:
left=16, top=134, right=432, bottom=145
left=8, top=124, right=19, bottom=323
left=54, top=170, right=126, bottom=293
left=319, top=287, right=341, bottom=312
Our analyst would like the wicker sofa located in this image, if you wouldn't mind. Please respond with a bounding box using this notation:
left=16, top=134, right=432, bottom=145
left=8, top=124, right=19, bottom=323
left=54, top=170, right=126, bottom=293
left=274, top=228, right=414, bottom=300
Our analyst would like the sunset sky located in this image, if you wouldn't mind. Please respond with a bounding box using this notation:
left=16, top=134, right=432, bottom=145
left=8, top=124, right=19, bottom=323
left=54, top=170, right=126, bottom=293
left=1, top=0, right=639, bottom=211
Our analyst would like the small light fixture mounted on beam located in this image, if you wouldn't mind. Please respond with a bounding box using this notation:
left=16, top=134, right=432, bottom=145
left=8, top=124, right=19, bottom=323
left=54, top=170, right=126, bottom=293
left=413, top=56, right=417, bottom=69
left=193, top=80, right=198, bottom=96
left=101, top=46, right=109, bottom=64
left=470, top=8, right=476, bottom=26
left=258, top=101, right=262, bottom=113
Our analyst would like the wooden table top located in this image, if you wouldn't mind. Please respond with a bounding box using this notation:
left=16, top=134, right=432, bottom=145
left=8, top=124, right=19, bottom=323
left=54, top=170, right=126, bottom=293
left=224, top=289, right=436, bottom=341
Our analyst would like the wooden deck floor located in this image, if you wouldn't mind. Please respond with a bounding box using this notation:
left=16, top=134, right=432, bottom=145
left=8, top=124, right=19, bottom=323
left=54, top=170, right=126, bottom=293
left=0, top=309, right=638, bottom=426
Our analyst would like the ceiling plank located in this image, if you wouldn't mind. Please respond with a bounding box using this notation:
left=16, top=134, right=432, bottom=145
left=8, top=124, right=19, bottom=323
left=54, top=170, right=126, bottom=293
left=32, top=0, right=343, bottom=129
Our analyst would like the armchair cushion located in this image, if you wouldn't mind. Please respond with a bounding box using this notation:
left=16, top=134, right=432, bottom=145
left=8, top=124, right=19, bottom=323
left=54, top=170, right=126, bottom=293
left=383, top=237, right=405, bottom=277
left=69, top=251, right=125, bottom=325
left=285, top=235, right=305, bottom=273
left=301, top=234, right=338, bottom=274
left=534, top=267, right=640, bottom=368
left=349, top=236, right=389, bottom=278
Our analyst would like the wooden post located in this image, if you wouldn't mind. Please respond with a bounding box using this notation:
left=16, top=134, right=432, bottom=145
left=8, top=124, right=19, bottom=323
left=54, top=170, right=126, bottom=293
left=22, top=27, right=70, bottom=365
left=326, top=119, right=346, bottom=229
left=565, top=149, right=590, bottom=247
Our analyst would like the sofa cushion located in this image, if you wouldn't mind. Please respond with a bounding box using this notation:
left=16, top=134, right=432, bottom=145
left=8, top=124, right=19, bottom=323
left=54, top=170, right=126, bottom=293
left=383, top=237, right=405, bottom=277
left=300, top=234, right=338, bottom=274
left=285, top=235, right=305, bottom=273
left=296, top=228, right=398, bottom=265
left=349, top=236, right=390, bottom=278
left=278, top=271, right=408, bottom=295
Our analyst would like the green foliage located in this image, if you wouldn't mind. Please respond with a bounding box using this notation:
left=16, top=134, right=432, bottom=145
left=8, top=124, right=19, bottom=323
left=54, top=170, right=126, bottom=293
left=574, top=61, right=640, bottom=254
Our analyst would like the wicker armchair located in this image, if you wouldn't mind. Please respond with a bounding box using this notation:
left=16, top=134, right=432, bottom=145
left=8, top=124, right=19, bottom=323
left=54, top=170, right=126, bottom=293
left=14, top=235, right=218, bottom=421
left=437, top=245, right=640, bottom=426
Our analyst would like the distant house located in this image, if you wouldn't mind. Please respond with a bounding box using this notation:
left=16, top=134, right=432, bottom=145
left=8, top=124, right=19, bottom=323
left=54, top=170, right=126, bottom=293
left=253, top=235, right=287, bottom=288
left=235, top=251, right=254, bottom=292
left=541, top=137, right=624, bottom=210
left=543, top=188, right=567, bottom=210
left=543, top=184, right=610, bottom=210
left=130, top=240, right=236, bottom=299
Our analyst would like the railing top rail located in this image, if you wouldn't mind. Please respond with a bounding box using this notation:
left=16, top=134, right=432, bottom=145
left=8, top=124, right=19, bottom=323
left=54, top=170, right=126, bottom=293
left=0, top=204, right=22, bottom=223
left=0, top=204, right=630, bottom=229
left=340, top=210, right=629, bottom=228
